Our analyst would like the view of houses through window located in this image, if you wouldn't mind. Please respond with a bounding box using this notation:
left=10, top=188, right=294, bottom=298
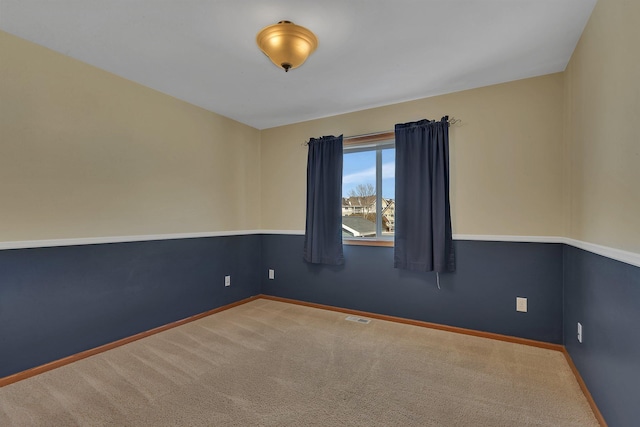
left=342, top=141, right=395, bottom=240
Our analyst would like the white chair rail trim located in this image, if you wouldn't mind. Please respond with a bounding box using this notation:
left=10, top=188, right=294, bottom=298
left=1, top=231, right=638, bottom=268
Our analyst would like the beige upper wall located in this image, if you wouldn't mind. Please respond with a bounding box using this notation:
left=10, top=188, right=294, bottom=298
left=0, top=31, right=261, bottom=242
left=261, top=74, right=565, bottom=236
left=564, top=0, right=640, bottom=253
left=9, top=1, right=635, bottom=250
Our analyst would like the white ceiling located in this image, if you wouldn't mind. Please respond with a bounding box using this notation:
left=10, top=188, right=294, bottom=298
left=0, top=0, right=597, bottom=130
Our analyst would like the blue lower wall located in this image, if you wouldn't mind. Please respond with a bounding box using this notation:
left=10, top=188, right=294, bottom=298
left=3, top=233, right=638, bottom=427
left=0, top=235, right=261, bottom=378
left=261, top=234, right=564, bottom=343
left=563, top=245, right=640, bottom=427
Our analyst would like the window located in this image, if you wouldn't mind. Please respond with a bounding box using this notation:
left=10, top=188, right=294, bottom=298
left=342, top=133, right=395, bottom=244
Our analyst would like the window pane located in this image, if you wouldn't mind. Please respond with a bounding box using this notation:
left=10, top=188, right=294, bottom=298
left=381, top=148, right=395, bottom=237
left=343, top=151, right=377, bottom=238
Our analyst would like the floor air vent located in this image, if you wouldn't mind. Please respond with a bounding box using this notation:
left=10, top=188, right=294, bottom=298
left=345, top=315, right=371, bottom=324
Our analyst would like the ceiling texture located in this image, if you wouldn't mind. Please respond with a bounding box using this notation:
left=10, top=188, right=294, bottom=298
left=1, top=0, right=597, bottom=130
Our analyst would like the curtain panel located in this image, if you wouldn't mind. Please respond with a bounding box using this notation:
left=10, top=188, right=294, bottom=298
left=303, top=135, right=344, bottom=265
left=394, top=118, right=455, bottom=273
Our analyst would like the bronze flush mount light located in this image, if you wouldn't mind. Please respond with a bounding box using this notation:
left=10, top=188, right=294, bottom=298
left=256, top=20, right=318, bottom=72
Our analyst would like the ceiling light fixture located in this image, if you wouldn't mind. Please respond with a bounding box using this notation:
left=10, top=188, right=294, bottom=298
left=256, top=20, right=318, bottom=72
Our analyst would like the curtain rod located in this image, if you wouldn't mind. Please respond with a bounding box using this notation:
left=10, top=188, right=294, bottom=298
left=303, top=116, right=461, bottom=146
left=345, top=116, right=461, bottom=140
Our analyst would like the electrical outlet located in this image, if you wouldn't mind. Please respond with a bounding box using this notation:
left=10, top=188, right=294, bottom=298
left=577, top=322, right=583, bottom=343
left=268, top=269, right=275, bottom=280
left=225, top=275, right=231, bottom=287
left=516, top=297, right=527, bottom=312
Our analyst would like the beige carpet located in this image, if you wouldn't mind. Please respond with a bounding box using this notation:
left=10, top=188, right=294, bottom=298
left=0, top=299, right=599, bottom=426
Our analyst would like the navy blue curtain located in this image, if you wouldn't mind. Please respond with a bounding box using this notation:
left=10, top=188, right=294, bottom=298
left=303, top=135, right=344, bottom=265
left=394, top=118, right=455, bottom=273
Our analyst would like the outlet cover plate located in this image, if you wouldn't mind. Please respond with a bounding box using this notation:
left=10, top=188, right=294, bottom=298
left=516, top=297, right=528, bottom=312
left=578, top=322, right=583, bottom=343
left=225, top=275, right=231, bottom=287
left=268, top=269, right=275, bottom=280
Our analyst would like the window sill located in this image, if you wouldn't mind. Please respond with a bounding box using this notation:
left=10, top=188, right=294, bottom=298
left=343, top=239, right=393, bottom=247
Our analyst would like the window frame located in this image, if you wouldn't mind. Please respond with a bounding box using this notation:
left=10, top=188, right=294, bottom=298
left=343, top=132, right=395, bottom=247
